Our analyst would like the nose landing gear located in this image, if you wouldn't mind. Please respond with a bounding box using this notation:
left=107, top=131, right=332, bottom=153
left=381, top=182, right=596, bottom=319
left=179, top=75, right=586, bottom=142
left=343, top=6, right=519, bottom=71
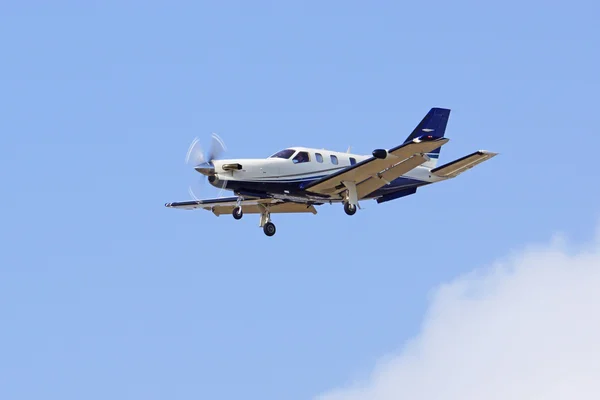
left=232, top=197, right=244, bottom=220
left=232, top=206, right=243, bottom=220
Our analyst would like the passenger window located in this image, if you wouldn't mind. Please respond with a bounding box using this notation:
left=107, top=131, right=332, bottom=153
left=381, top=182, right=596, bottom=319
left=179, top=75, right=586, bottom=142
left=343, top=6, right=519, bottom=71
left=315, top=153, right=323, bottom=163
left=330, top=155, right=338, bottom=165
left=293, top=151, right=310, bottom=164
left=350, top=157, right=357, bottom=165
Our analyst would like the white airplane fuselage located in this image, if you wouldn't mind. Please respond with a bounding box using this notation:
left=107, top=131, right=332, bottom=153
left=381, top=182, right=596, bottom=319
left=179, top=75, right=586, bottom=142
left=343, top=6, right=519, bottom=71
left=206, top=146, right=443, bottom=202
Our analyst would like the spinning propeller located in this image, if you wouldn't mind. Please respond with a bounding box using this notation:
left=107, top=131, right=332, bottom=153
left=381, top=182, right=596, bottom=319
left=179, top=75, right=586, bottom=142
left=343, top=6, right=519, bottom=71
left=185, top=132, right=227, bottom=169
left=184, top=133, right=228, bottom=200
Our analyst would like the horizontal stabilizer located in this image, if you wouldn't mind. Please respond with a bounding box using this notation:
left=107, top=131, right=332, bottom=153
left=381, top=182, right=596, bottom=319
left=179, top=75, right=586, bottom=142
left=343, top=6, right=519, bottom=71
left=431, top=150, right=497, bottom=178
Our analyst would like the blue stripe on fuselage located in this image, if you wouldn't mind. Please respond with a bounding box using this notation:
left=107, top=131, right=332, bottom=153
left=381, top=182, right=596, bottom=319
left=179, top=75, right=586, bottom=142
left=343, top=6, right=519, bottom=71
left=225, top=175, right=428, bottom=198
left=247, top=174, right=329, bottom=183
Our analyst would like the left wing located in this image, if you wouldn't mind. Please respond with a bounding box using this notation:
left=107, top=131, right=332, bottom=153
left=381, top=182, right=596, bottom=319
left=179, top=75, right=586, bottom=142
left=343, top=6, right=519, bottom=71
left=165, top=196, right=317, bottom=216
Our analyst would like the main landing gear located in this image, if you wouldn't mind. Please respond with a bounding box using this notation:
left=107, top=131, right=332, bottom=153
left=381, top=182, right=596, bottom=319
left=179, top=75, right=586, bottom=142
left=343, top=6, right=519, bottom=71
left=341, top=181, right=358, bottom=216
left=344, top=202, right=357, bottom=216
left=231, top=202, right=277, bottom=237
left=259, top=206, right=276, bottom=237
left=263, top=221, right=276, bottom=237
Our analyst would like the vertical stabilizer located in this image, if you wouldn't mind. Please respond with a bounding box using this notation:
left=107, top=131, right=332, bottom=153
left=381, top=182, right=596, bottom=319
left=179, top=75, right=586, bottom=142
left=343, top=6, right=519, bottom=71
left=403, top=108, right=451, bottom=168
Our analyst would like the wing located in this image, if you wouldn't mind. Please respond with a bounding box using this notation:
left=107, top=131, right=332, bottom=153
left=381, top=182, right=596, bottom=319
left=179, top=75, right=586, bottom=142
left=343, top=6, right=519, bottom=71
left=431, top=150, right=498, bottom=178
left=354, top=152, right=430, bottom=198
left=302, top=137, right=449, bottom=197
left=165, top=196, right=318, bottom=216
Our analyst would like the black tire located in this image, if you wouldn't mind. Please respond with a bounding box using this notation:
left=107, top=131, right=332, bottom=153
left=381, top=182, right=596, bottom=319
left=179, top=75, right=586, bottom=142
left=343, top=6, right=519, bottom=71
left=232, top=206, right=243, bottom=220
left=344, top=202, right=357, bottom=216
left=263, top=222, right=276, bottom=236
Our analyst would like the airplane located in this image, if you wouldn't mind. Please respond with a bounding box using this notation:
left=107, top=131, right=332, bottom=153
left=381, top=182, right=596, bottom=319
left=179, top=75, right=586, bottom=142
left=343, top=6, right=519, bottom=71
left=165, top=108, right=497, bottom=236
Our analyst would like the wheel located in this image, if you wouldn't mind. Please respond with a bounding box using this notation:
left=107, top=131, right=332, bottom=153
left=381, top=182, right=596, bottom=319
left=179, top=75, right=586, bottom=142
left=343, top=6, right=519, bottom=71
left=344, top=202, right=357, bottom=216
left=232, top=206, right=243, bottom=220
left=263, top=222, right=276, bottom=236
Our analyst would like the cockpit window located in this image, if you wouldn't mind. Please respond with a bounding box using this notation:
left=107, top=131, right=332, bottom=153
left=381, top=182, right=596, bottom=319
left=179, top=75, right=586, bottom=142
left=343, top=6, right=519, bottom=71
left=292, top=151, right=310, bottom=164
left=270, top=149, right=296, bottom=159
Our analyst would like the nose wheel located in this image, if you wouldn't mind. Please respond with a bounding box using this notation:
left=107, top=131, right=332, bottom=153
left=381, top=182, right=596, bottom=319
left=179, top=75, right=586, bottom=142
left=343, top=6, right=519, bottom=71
left=232, top=206, right=243, bottom=220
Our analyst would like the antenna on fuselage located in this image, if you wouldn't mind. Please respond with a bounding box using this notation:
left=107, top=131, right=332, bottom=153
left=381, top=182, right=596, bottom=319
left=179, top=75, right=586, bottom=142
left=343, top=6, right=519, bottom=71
left=346, top=146, right=351, bottom=153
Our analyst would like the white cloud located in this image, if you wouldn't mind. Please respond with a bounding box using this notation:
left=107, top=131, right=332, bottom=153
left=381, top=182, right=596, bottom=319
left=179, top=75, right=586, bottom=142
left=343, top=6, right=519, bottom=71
left=315, top=228, right=600, bottom=400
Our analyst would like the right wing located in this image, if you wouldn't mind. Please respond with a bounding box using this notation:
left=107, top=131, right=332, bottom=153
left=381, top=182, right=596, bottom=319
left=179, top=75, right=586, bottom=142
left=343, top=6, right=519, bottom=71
left=302, top=137, right=449, bottom=197
left=431, top=150, right=498, bottom=178
left=354, top=152, right=431, bottom=198
left=165, top=196, right=317, bottom=216
left=302, top=107, right=452, bottom=198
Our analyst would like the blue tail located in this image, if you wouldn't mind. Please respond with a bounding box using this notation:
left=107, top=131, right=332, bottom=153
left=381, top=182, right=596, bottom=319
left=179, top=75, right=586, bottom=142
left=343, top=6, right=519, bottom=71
left=403, top=107, right=451, bottom=167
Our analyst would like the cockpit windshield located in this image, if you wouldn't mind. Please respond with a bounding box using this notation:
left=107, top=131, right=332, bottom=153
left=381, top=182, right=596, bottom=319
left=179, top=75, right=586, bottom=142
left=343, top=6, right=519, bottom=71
left=270, top=149, right=296, bottom=159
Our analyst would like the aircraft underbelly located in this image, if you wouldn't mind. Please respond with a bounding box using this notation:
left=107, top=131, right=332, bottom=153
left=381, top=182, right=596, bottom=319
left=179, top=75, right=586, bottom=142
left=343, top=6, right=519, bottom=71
left=227, top=180, right=304, bottom=196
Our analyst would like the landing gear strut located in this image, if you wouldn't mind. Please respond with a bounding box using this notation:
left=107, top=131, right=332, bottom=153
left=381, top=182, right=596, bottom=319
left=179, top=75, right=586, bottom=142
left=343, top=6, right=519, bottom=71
left=232, top=197, right=243, bottom=220
left=342, top=181, right=358, bottom=216
left=344, top=202, right=357, bottom=216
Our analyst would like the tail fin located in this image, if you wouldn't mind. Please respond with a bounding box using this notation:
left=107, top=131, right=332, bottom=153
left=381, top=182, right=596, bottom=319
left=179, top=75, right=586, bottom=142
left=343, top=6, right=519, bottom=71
left=403, top=108, right=451, bottom=168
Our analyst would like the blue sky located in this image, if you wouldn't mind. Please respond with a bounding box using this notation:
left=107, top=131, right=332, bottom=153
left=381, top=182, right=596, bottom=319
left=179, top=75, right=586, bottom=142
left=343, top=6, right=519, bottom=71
left=1, top=1, right=598, bottom=399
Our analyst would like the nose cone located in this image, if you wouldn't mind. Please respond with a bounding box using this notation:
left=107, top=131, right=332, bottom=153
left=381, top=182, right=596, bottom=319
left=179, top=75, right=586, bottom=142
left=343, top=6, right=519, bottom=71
left=194, top=162, right=215, bottom=176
